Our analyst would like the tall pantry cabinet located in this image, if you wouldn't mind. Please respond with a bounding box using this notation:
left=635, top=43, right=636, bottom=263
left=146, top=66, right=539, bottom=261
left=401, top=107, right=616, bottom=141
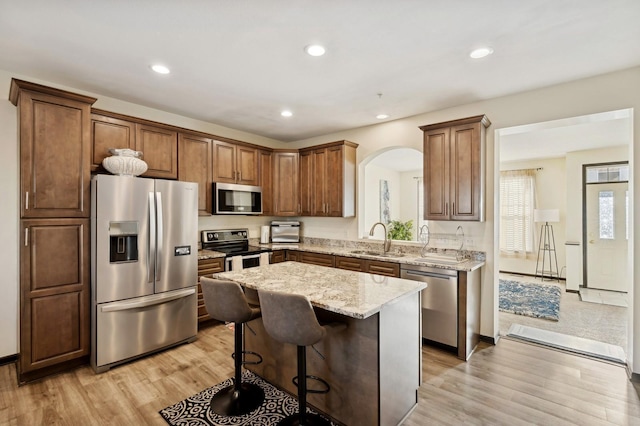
left=10, top=79, right=96, bottom=383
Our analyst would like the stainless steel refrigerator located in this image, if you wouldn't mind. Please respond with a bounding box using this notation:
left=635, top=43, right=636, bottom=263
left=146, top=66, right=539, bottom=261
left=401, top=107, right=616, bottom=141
left=91, top=174, right=198, bottom=373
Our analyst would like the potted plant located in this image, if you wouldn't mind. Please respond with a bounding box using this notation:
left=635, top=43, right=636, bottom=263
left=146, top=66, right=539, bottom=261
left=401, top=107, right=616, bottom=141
left=387, top=219, right=413, bottom=241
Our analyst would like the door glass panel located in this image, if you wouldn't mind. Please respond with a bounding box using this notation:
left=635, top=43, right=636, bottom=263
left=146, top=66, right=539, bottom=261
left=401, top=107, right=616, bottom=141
left=598, top=190, right=614, bottom=240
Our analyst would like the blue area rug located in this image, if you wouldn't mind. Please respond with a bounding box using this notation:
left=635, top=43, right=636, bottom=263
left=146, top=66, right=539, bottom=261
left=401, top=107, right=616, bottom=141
left=499, top=279, right=561, bottom=321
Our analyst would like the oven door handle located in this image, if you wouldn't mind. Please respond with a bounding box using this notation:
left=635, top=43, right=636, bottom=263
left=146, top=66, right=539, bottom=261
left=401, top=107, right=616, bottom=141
left=242, top=254, right=262, bottom=260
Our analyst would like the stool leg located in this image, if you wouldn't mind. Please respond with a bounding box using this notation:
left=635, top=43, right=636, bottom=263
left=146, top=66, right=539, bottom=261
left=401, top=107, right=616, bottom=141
left=298, top=345, right=307, bottom=424
left=279, top=345, right=332, bottom=426
left=209, top=322, right=265, bottom=416
left=234, top=322, right=243, bottom=391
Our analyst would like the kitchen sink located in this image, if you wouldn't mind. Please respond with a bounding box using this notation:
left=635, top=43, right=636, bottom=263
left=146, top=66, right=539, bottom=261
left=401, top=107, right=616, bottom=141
left=349, top=250, right=404, bottom=258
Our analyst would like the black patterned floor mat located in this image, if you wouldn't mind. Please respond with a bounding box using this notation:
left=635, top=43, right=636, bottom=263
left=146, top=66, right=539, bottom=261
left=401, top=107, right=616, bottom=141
left=159, top=370, right=337, bottom=425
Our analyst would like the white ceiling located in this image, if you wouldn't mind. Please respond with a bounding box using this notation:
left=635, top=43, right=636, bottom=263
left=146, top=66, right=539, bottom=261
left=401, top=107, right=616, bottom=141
left=500, top=109, right=632, bottom=162
left=1, top=1, right=639, bottom=142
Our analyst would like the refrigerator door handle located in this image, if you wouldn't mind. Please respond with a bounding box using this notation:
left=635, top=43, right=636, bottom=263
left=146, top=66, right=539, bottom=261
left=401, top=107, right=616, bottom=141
left=148, top=191, right=156, bottom=284
left=100, top=288, right=196, bottom=312
left=156, top=191, right=163, bottom=282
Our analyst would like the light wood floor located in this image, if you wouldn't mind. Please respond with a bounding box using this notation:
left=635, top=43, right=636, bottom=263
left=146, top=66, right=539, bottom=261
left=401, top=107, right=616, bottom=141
left=1, top=322, right=639, bottom=425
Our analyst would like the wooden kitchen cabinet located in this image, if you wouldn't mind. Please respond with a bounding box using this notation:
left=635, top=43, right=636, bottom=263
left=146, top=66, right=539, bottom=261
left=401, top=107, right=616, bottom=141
left=178, top=133, right=213, bottom=215
left=10, top=80, right=95, bottom=383
left=335, top=256, right=400, bottom=277
left=213, top=140, right=259, bottom=186
left=270, top=250, right=286, bottom=263
left=136, top=123, right=178, bottom=179
left=420, top=115, right=490, bottom=221
left=298, top=150, right=313, bottom=216
left=299, top=141, right=357, bottom=217
left=287, top=250, right=335, bottom=268
left=197, top=258, right=225, bottom=323
left=90, top=112, right=136, bottom=171
left=259, top=150, right=274, bottom=215
left=273, top=151, right=300, bottom=216
left=19, top=218, right=90, bottom=383
left=10, top=79, right=96, bottom=219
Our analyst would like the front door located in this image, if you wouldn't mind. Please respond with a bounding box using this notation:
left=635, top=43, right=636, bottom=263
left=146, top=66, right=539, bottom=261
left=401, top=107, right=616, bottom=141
left=585, top=181, right=628, bottom=291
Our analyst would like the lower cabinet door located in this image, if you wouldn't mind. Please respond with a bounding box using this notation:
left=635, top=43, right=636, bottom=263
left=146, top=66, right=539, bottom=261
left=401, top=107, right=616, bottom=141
left=19, top=218, right=90, bottom=382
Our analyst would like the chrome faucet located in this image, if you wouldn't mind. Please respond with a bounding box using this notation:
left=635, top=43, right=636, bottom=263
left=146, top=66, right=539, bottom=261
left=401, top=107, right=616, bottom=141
left=369, top=222, right=391, bottom=253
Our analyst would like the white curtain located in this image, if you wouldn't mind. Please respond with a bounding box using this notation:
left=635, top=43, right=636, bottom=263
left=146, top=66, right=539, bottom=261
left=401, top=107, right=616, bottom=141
left=500, top=170, right=536, bottom=256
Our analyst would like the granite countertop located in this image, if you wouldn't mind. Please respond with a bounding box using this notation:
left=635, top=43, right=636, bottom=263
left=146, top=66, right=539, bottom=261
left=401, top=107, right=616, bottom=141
left=198, top=249, right=226, bottom=260
left=216, top=261, right=426, bottom=319
left=260, top=243, right=485, bottom=272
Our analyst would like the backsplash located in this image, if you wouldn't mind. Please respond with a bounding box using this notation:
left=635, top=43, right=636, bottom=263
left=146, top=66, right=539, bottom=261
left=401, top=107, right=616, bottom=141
left=249, top=236, right=486, bottom=261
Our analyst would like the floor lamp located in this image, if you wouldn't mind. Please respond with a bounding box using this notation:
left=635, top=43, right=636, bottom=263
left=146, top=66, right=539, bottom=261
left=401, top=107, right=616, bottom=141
left=534, top=209, right=560, bottom=282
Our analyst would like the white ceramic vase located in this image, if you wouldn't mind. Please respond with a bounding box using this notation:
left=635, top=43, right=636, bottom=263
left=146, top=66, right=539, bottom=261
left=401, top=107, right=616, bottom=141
left=102, top=148, right=148, bottom=176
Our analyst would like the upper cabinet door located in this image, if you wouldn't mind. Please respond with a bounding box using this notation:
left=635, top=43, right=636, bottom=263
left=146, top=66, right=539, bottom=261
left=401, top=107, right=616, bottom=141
left=11, top=80, right=96, bottom=218
left=236, top=146, right=259, bottom=186
left=312, top=148, right=328, bottom=216
left=450, top=122, right=483, bottom=221
left=259, top=150, right=274, bottom=216
left=90, top=114, right=135, bottom=171
left=135, top=123, right=178, bottom=179
left=273, top=151, right=299, bottom=216
left=298, top=150, right=314, bottom=216
left=178, top=133, right=213, bottom=215
left=212, top=140, right=237, bottom=183
left=423, top=127, right=450, bottom=220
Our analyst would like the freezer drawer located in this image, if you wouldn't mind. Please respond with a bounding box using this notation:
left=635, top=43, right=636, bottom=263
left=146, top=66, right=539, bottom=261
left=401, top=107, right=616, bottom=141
left=93, top=287, right=197, bottom=371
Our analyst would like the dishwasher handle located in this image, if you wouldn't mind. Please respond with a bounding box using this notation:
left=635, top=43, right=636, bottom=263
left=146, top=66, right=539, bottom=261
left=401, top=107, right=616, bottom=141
left=402, top=269, right=456, bottom=280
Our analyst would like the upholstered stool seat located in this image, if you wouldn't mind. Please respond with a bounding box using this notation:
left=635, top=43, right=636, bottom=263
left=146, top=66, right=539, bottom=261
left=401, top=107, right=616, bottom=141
left=201, top=277, right=265, bottom=416
left=258, top=289, right=346, bottom=426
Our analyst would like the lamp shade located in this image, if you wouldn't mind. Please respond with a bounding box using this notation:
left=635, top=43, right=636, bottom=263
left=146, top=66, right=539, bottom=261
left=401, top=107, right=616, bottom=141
left=534, top=209, right=560, bottom=223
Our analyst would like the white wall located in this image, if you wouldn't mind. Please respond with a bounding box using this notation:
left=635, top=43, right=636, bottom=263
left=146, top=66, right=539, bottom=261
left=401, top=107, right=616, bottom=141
left=565, top=145, right=630, bottom=287
left=2, top=66, right=640, bottom=374
left=0, top=80, right=18, bottom=359
left=500, top=157, right=567, bottom=277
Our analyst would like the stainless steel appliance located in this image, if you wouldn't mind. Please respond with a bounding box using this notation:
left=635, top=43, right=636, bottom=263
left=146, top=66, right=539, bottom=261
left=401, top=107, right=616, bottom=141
left=213, top=182, right=262, bottom=215
left=270, top=220, right=300, bottom=243
left=400, top=264, right=458, bottom=348
left=201, top=228, right=272, bottom=271
left=91, top=174, right=198, bottom=373
left=400, top=263, right=481, bottom=360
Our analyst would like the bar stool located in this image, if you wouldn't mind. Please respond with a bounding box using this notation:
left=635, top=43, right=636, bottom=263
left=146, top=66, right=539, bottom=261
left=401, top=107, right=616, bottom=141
left=200, top=277, right=265, bottom=416
left=258, top=289, right=346, bottom=426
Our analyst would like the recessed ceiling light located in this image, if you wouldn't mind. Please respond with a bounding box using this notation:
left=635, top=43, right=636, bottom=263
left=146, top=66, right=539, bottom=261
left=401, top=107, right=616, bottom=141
left=469, top=47, right=494, bottom=59
left=281, top=110, right=293, bottom=117
left=151, top=64, right=170, bottom=74
left=305, top=44, right=326, bottom=57
left=376, top=114, right=389, bottom=120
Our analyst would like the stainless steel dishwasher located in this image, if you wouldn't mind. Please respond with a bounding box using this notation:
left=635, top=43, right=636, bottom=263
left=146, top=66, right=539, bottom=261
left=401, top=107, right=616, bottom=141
left=401, top=264, right=458, bottom=348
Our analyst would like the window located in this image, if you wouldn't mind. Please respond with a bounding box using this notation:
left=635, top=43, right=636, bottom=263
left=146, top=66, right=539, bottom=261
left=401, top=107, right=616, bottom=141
left=500, top=170, right=536, bottom=254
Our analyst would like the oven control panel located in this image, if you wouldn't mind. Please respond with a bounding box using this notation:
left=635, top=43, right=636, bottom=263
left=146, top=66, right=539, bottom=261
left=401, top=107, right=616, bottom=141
left=201, top=229, right=249, bottom=244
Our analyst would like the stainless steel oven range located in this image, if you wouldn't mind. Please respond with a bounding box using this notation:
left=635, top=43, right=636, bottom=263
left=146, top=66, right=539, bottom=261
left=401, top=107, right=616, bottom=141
left=201, top=228, right=271, bottom=271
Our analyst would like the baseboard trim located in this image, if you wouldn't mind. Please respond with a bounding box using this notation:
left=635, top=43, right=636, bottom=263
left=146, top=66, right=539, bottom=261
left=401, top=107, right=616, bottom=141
left=480, top=335, right=497, bottom=345
left=499, top=270, right=566, bottom=282
left=0, top=354, right=17, bottom=367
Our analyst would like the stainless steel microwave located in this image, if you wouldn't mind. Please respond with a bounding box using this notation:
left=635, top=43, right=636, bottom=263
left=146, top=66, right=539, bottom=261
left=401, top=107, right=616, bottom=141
left=213, top=182, right=262, bottom=215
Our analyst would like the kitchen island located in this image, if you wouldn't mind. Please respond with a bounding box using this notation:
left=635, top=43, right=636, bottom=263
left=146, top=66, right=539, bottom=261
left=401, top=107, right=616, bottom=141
left=217, top=261, right=426, bottom=426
